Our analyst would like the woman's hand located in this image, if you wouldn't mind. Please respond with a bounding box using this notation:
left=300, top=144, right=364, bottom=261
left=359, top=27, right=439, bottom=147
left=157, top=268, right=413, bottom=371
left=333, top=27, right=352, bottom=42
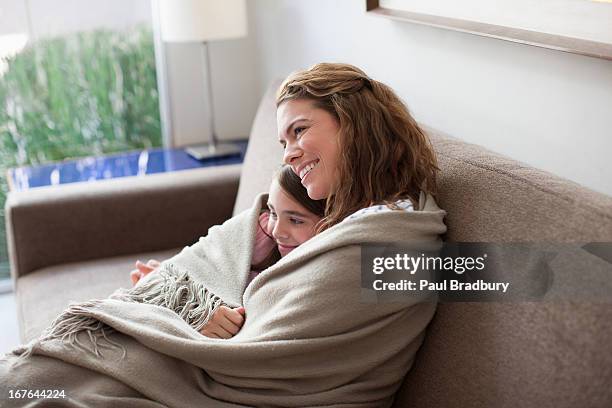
left=200, top=306, right=246, bottom=339
left=130, top=259, right=161, bottom=285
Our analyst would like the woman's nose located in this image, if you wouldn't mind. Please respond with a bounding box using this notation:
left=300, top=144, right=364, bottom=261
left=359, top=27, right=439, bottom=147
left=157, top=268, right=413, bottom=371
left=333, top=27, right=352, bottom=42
left=282, top=141, right=302, bottom=165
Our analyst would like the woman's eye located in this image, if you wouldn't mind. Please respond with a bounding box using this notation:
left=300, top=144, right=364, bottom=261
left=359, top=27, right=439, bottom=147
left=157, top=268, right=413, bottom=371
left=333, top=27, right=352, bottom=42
left=269, top=212, right=277, bottom=219
left=294, top=127, right=305, bottom=136
left=290, top=218, right=304, bottom=225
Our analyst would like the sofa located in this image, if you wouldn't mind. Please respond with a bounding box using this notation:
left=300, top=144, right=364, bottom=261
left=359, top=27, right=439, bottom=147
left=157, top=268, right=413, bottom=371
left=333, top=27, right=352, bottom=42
left=6, top=80, right=612, bottom=407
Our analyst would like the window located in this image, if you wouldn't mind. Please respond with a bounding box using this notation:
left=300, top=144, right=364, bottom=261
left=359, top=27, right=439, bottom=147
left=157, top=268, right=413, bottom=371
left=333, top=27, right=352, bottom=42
left=0, top=0, right=162, bottom=282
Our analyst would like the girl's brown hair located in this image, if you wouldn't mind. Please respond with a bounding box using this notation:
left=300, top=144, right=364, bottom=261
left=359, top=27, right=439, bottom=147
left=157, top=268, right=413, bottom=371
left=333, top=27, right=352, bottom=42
left=276, top=62, right=439, bottom=233
left=252, top=165, right=326, bottom=271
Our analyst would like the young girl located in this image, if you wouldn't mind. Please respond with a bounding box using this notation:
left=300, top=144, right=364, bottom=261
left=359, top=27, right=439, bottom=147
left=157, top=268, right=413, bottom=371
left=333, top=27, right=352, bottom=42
left=130, top=164, right=325, bottom=339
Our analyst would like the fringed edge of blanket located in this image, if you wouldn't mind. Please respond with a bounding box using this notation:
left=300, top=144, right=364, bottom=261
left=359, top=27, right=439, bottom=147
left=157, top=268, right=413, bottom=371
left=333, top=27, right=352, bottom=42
left=11, top=263, right=226, bottom=366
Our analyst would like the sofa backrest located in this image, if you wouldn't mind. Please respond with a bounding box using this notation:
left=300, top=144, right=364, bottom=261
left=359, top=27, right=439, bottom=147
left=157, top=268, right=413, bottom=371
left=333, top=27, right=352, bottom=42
left=235, top=80, right=612, bottom=407
left=234, top=80, right=285, bottom=215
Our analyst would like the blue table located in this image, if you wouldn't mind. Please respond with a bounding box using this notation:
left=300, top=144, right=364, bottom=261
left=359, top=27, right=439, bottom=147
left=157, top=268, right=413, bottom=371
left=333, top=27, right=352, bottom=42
left=7, top=140, right=248, bottom=192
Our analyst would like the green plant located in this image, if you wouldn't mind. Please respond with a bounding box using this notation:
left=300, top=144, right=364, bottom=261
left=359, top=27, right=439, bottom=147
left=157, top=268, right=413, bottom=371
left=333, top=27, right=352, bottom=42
left=0, top=24, right=162, bottom=280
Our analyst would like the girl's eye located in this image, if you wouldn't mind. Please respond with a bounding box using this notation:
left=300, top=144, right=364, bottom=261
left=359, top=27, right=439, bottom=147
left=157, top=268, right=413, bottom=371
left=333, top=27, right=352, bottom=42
left=294, top=127, right=305, bottom=136
left=269, top=211, right=277, bottom=219
left=290, top=218, right=304, bottom=225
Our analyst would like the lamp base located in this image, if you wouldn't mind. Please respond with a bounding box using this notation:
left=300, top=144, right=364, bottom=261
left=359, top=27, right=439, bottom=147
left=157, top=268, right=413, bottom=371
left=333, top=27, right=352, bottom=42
left=185, top=142, right=242, bottom=161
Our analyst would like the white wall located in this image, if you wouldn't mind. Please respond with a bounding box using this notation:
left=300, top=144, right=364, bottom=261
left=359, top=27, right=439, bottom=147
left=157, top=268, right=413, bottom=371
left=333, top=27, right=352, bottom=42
left=246, top=0, right=612, bottom=196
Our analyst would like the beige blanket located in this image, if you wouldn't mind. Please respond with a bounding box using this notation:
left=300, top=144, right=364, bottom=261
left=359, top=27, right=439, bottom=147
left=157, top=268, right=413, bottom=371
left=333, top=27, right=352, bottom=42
left=1, top=192, right=446, bottom=408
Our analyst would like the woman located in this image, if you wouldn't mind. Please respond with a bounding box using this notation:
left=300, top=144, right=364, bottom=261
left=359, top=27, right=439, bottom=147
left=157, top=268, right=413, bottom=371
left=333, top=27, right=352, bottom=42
left=276, top=62, right=438, bottom=228
left=2, top=63, right=446, bottom=408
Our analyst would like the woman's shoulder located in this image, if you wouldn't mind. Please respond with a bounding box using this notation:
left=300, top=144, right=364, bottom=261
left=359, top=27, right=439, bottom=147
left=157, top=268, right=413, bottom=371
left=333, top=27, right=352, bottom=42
left=344, top=198, right=415, bottom=222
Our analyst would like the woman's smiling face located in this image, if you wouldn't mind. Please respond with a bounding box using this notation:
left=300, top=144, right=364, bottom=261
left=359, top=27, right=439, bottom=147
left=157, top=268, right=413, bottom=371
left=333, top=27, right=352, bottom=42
left=277, top=98, right=340, bottom=200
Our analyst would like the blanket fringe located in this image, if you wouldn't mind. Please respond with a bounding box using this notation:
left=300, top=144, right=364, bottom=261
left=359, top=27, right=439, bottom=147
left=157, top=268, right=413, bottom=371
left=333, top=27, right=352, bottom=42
left=12, top=264, right=226, bottom=364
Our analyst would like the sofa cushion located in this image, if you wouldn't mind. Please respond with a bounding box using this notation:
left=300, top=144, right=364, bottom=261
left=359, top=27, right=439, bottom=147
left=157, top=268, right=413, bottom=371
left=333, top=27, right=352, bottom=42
left=16, top=248, right=180, bottom=343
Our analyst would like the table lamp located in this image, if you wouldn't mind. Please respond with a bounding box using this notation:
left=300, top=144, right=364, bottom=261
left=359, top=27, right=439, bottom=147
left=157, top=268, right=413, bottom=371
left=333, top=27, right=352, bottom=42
left=158, top=0, right=248, bottom=159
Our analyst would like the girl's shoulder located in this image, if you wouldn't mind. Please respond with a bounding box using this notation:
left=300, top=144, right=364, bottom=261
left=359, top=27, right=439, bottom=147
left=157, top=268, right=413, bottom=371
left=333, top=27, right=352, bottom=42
left=344, top=198, right=414, bottom=222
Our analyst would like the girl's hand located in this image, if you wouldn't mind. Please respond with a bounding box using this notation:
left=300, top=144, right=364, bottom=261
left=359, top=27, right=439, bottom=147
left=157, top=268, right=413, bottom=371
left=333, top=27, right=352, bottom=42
left=200, top=306, right=246, bottom=339
left=130, top=259, right=161, bottom=285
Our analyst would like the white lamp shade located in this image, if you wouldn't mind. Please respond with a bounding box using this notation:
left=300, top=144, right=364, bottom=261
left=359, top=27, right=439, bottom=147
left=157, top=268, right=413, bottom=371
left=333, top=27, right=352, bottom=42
left=158, top=0, right=247, bottom=42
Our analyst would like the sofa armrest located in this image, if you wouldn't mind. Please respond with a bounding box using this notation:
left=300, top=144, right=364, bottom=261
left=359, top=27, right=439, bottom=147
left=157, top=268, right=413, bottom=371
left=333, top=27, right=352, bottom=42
left=5, top=164, right=242, bottom=281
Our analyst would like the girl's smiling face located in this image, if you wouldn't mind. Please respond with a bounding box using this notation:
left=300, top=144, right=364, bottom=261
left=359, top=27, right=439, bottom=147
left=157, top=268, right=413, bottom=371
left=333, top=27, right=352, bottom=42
left=267, top=179, right=321, bottom=257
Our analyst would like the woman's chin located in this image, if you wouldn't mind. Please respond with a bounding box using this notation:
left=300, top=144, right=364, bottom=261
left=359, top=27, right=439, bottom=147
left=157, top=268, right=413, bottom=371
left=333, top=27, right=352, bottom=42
left=306, top=185, right=326, bottom=200
left=302, top=169, right=329, bottom=200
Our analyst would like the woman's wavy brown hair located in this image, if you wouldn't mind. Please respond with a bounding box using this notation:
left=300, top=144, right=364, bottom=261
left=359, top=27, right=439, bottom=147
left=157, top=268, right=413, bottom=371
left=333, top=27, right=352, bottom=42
left=276, top=62, right=439, bottom=233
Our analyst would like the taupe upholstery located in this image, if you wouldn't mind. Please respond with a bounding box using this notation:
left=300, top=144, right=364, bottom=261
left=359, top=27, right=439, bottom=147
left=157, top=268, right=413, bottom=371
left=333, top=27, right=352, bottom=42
left=428, top=127, right=612, bottom=242
left=6, top=79, right=612, bottom=407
